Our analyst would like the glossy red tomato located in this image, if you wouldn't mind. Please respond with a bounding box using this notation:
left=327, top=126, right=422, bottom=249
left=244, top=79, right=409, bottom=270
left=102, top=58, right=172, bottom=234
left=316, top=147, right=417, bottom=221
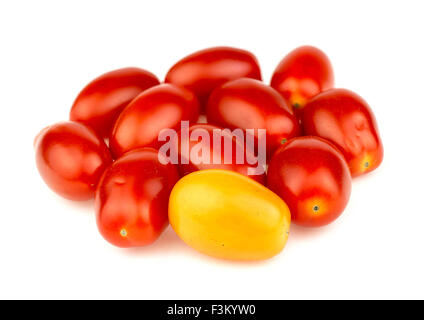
left=35, top=121, right=113, bottom=200
left=301, top=88, right=383, bottom=177
left=271, top=46, right=334, bottom=112
left=165, top=47, right=262, bottom=110
left=267, top=136, right=351, bottom=227
left=206, top=78, right=300, bottom=158
left=70, top=67, right=160, bottom=137
left=172, top=123, right=266, bottom=184
left=109, top=83, right=200, bottom=158
left=95, top=148, right=179, bottom=248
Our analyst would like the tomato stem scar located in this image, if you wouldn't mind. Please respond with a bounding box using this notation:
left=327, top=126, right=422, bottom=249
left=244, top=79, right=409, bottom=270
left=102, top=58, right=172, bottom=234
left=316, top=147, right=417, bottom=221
left=281, top=138, right=287, bottom=144
left=364, top=161, right=369, bottom=168
left=293, top=102, right=301, bottom=109
left=120, top=228, right=127, bottom=237
left=313, top=205, right=320, bottom=213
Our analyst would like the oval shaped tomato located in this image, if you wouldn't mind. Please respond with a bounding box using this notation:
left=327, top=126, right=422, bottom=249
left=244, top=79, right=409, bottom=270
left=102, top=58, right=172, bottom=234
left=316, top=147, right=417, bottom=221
left=95, top=148, right=179, bottom=248
left=173, top=123, right=266, bottom=184
left=271, top=46, right=334, bottom=111
left=169, top=170, right=291, bottom=261
left=267, top=136, right=351, bottom=227
left=109, top=83, right=200, bottom=158
left=165, top=47, right=262, bottom=110
left=301, top=88, right=383, bottom=177
left=70, top=67, right=160, bottom=137
left=35, top=121, right=112, bottom=200
left=206, top=78, right=300, bottom=157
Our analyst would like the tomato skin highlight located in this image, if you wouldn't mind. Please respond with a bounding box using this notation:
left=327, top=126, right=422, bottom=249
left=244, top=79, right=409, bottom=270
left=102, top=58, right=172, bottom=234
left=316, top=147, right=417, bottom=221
left=206, top=78, right=300, bottom=157
left=95, top=148, right=179, bottom=248
left=70, top=67, right=160, bottom=137
left=35, top=121, right=113, bottom=201
left=271, top=46, right=334, bottom=111
left=300, top=88, right=383, bottom=177
left=267, top=136, right=351, bottom=227
left=109, top=83, right=200, bottom=158
left=174, top=123, right=266, bottom=184
left=169, top=170, right=291, bottom=261
left=165, top=47, right=262, bottom=110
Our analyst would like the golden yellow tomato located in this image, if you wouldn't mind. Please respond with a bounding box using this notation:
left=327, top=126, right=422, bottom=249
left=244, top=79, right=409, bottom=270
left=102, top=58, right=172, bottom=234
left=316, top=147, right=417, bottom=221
left=168, top=170, right=291, bottom=261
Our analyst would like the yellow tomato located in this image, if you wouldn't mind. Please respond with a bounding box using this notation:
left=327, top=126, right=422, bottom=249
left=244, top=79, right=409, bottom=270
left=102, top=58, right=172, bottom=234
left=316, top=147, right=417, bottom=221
left=168, top=170, right=291, bottom=261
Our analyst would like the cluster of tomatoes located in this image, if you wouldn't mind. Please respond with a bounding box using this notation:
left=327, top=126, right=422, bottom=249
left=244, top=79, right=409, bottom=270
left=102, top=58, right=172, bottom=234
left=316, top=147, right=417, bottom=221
left=34, top=46, right=383, bottom=261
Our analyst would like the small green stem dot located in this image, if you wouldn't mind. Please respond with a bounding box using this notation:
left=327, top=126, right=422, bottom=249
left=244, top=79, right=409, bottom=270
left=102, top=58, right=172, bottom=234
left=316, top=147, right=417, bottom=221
left=313, top=205, right=320, bottom=213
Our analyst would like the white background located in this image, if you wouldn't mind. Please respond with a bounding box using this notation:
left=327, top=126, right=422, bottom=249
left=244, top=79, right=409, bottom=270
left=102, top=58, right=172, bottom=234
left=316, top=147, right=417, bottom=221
left=1, top=0, right=423, bottom=299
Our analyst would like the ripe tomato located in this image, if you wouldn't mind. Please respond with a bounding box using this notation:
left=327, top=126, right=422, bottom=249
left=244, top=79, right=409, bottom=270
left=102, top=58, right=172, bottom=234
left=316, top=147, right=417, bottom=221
left=301, top=88, right=383, bottom=177
left=172, top=123, right=266, bottom=184
left=95, top=148, right=179, bottom=248
left=271, top=46, right=334, bottom=111
left=70, top=67, right=160, bottom=137
left=109, top=83, right=200, bottom=158
left=35, top=121, right=112, bottom=201
left=206, top=78, right=300, bottom=157
left=169, top=170, right=291, bottom=261
left=165, top=46, right=262, bottom=110
left=267, top=136, right=351, bottom=227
